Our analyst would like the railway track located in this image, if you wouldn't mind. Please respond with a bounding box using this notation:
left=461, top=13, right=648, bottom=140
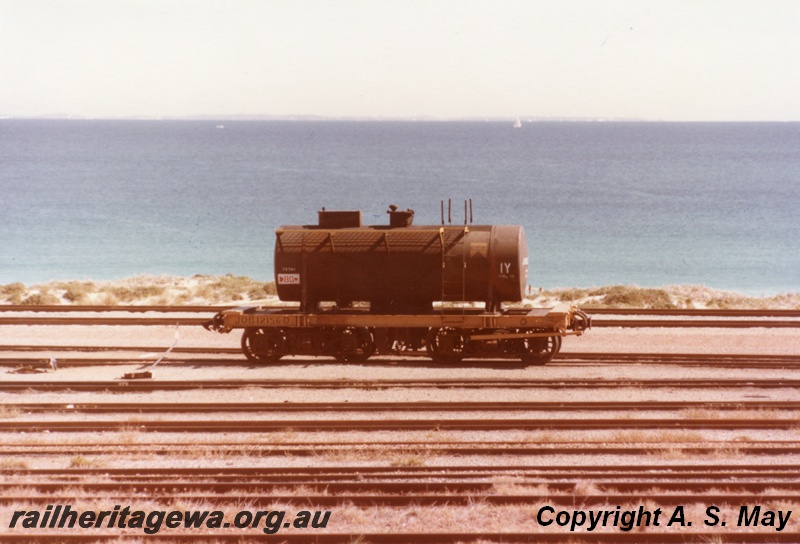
left=3, top=462, right=800, bottom=541
left=5, top=441, right=800, bottom=457
left=1, top=304, right=799, bottom=330
left=4, top=399, right=800, bottom=413
left=3, top=304, right=799, bottom=315
left=3, top=304, right=800, bottom=317
left=7, top=463, right=800, bottom=477
left=2, top=315, right=799, bottom=327
left=3, top=377, right=800, bottom=391
left=2, top=417, right=798, bottom=432
left=3, top=534, right=799, bottom=543
left=2, top=491, right=798, bottom=508
left=2, top=351, right=800, bottom=370
left=6, top=478, right=796, bottom=495
left=3, top=306, right=798, bottom=541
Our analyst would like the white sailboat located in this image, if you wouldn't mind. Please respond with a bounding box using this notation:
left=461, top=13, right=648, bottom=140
left=512, top=118, right=522, bottom=128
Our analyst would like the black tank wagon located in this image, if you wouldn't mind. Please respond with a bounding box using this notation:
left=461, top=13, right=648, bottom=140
left=205, top=204, right=589, bottom=365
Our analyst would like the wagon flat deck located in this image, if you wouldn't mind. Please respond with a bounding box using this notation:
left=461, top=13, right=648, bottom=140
left=218, top=303, right=582, bottom=337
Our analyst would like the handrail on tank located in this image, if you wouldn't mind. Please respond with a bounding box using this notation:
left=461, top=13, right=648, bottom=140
left=440, top=198, right=473, bottom=226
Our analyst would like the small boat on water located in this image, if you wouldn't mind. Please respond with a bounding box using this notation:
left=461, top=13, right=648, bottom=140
left=512, top=118, right=522, bottom=128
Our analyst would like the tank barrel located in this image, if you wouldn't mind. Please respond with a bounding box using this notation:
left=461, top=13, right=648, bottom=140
left=210, top=203, right=586, bottom=366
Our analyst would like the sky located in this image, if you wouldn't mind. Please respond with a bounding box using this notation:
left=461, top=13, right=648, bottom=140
left=2, top=0, right=799, bottom=121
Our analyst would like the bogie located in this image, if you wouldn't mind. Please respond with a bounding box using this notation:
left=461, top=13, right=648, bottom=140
left=335, top=327, right=375, bottom=363
left=239, top=325, right=565, bottom=365
left=426, top=327, right=466, bottom=365
left=520, top=334, right=562, bottom=366
left=241, top=328, right=286, bottom=363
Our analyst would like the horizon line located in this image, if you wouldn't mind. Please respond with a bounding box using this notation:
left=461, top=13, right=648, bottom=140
left=3, top=114, right=798, bottom=123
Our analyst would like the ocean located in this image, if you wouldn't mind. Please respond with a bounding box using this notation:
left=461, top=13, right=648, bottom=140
left=1, top=120, right=798, bottom=295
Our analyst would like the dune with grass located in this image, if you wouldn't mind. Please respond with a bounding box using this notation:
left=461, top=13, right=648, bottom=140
left=1, top=275, right=797, bottom=309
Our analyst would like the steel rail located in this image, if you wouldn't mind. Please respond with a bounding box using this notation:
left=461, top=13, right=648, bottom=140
left=8, top=469, right=800, bottom=482
left=1, top=315, right=799, bottom=327
left=7, top=463, right=800, bottom=476
left=5, top=469, right=799, bottom=485
left=4, top=356, right=799, bottom=370
left=563, top=352, right=800, bottom=362
left=4, top=347, right=797, bottom=361
left=590, top=308, right=800, bottom=317
left=0, top=345, right=242, bottom=354
left=3, top=533, right=798, bottom=543
left=1, top=417, right=798, bottom=432
left=5, top=443, right=800, bottom=457
left=2, top=378, right=800, bottom=392
left=1, top=357, right=241, bottom=366
left=5, top=400, right=800, bottom=413
left=5, top=355, right=800, bottom=371
left=0, top=316, right=208, bottom=326
left=0, top=304, right=234, bottom=313
left=590, top=318, right=800, bottom=328
left=2, top=350, right=799, bottom=369
left=3, top=479, right=799, bottom=493
left=2, top=492, right=799, bottom=508
left=3, top=304, right=799, bottom=317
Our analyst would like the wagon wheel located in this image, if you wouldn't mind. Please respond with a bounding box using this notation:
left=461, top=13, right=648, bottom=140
left=425, top=327, right=465, bottom=365
left=519, top=333, right=561, bottom=366
left=334, top=327, right=375, bottom=363
left=241, top=328, right=286, bottom=363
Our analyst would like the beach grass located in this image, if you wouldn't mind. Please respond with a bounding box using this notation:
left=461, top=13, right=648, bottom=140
left=0, top=275, right=797, bottom=308
left=540, top=284, right=800, bottom=309
left=0, top=274, right=276, bottom=306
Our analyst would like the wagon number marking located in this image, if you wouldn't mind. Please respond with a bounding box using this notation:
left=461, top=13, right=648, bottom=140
left=236, top=315, right=292, bottom=327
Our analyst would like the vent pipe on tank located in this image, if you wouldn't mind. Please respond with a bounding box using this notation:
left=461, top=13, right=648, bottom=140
left=439, top=199, right=473, bottom=225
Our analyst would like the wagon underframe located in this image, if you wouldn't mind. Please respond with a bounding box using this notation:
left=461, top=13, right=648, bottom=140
left=205, top=304, right=589, bottom=366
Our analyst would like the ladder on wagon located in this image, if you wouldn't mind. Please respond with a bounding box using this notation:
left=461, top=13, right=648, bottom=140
left=439, top=198, right=472, bottom=322
left=440, top=226, right=468, bottom=311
